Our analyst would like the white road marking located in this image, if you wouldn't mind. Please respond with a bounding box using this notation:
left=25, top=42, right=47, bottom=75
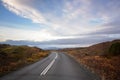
left=40, top=53, right=58, bottom=76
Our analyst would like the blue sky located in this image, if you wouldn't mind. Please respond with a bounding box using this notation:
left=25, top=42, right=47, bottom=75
left=0, top=0, right=120, bottom=48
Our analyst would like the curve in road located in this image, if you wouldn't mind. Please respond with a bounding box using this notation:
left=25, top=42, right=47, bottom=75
left=0, top=52, right=101, bottom=80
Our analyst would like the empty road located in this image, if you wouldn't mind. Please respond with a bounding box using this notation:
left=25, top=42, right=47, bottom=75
left=0, top=52, right=100, bottom=80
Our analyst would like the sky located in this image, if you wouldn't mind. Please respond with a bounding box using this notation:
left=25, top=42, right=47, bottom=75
left=0, top=0, right=120, bottom=48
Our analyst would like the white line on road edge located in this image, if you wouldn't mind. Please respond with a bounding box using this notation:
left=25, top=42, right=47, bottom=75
left=40, top=53, right=58, bottom=76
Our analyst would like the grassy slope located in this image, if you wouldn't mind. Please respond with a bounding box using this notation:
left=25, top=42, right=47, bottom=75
left=59, top=40, right=120, bottom=80
left=0, top=44, right=49, bottom=76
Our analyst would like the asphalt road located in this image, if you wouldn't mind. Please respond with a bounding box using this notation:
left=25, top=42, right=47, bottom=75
left=0, top=52, right=101, bottom=80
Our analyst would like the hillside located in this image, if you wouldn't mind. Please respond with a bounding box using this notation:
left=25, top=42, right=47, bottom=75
left=0, top=44, right=49, bottom=76
left=59, top=39, right=120, bottom=80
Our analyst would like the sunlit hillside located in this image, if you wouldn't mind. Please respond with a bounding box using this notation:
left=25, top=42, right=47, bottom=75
left=0, top=44, right=49, bottom=76
left=59, top=40, right=120, bottom=80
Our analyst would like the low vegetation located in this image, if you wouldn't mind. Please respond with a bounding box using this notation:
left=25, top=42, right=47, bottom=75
left=109, top=42, right=120, bottom=56
left=59, top=40, right=120, bottom=80
left=0, top=44, right=49, bottom=77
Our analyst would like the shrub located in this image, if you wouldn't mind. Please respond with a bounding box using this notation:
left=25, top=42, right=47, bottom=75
left=109, top=42, right=120, bottom=56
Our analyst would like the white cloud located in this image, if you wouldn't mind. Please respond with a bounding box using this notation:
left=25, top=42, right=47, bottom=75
left=2, top=0, right=47, bottom=24
left=0, top=26, right=55, bottom=41
left=2, top=0, right=103, bottom=36
left=0, top=25, right=79, bottom=42
left=1, top=0, right=120, bottom=42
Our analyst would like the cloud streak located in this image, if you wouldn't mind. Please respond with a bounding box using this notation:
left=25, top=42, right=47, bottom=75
left=1, top=0, right=107, bottom=36
left=2, top=0, right=47, bottom=24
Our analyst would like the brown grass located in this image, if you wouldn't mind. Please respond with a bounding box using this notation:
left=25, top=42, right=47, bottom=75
left=0, top=44, right=49, bottom=76
left=59, top=40, right=120, bottom=80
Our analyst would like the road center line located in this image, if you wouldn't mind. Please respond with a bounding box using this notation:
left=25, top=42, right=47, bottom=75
left=40, top=53, right=58, bottom=76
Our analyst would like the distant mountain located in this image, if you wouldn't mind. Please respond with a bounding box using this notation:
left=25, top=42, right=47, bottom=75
left=44, top=47, right=62, bottom=50
left=0, top=39, right=120, bottom=50
left=0, top=40, right=41, bottom=45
